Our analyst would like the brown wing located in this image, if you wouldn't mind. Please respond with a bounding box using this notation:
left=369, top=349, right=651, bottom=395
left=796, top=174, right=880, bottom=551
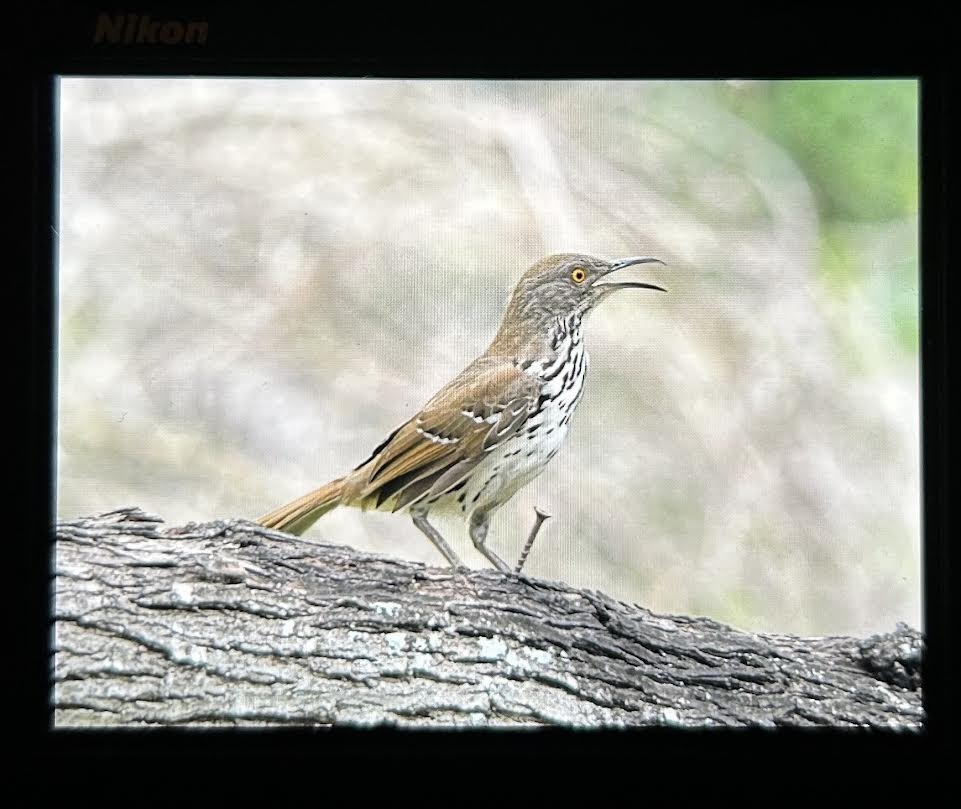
left=351, top=356, right=539, bottom=512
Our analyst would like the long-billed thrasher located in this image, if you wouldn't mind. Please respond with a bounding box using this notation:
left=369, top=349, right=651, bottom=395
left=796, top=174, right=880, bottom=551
left=258, top=253, right=665, bottom=573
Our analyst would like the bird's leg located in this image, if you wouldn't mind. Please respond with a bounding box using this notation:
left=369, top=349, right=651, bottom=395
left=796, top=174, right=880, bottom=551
left=468, top=511, right=512, bottom=573
left=411, top=510, right=465, bottom=568
left=515, top=507, right=551, bottom=574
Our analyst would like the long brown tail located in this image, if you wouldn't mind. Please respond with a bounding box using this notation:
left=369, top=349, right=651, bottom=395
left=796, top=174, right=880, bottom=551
left=257, top=476, right=347, bottom=536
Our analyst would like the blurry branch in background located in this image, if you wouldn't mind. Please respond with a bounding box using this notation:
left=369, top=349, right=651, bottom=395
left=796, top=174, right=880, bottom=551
left=55, top=509, right=923, bottom=729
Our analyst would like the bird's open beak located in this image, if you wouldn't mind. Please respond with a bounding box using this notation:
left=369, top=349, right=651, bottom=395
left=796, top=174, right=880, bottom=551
left=593, top=256, right=666, bottom=293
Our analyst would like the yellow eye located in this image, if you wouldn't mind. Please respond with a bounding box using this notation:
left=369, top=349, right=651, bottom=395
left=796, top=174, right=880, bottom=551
left=571, top=267, right=587, bottom=284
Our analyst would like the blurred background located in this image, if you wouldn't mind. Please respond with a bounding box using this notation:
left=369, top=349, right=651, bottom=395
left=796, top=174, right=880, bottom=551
left=57, top=78, right=919, bottom=637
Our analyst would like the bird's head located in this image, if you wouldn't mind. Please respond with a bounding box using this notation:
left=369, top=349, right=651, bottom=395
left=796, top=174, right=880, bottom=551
left=503, top=253, right=665, bottom=331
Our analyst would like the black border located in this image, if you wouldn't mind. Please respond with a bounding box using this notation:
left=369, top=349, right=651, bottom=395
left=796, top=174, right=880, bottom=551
left=15, top=3, right=957, bottom=798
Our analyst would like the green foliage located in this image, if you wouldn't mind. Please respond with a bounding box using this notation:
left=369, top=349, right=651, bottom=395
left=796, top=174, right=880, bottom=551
left=820, top=220, right=919, bottom=362
left=722, top=79, right=919, bottom=363
left=725, top=80, right=918, bottom=222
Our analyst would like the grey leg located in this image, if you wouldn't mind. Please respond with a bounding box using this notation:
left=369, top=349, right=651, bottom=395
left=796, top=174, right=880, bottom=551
left=411, top=510, right=464, bottom=568
left=515, top=507, right=551, bottom=574
left=468, top=512, right=512, bottom=573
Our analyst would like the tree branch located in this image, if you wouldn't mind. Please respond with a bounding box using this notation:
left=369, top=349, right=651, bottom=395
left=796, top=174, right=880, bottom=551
left=53, top=508, right=923, bottom=728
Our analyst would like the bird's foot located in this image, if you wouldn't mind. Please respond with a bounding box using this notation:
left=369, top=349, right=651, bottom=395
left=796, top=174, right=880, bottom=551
left=472, top=540, right=513, bottom=574
left=412, top=512, right=465, bottom=568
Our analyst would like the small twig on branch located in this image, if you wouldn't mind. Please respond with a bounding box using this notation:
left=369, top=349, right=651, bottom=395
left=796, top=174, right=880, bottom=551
left=515, top=507, right=551, bottom=573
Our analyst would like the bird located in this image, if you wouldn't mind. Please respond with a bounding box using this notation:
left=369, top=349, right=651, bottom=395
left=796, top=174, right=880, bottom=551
left=257, top=253, right=665, bottom=573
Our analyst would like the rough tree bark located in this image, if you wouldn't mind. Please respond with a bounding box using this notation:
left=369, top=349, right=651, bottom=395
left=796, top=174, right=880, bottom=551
left=54, top=508, right=923, bottom=729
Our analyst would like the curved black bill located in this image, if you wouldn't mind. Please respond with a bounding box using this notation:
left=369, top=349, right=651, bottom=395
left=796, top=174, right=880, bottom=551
left=602, top=281, right=667, bottom=292
left=608, top=256, right=665, bottom=272
left=594, top=255, right=667, bottom=292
